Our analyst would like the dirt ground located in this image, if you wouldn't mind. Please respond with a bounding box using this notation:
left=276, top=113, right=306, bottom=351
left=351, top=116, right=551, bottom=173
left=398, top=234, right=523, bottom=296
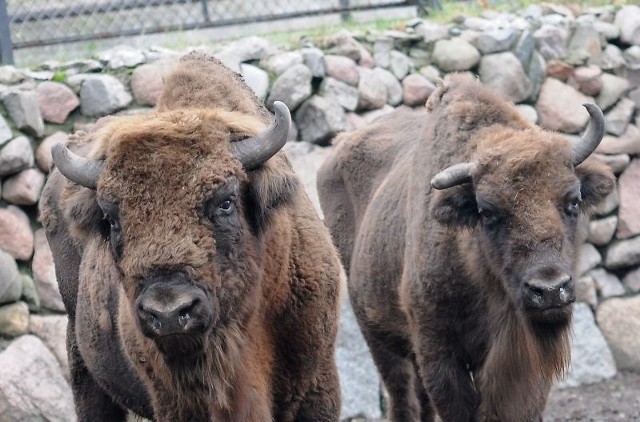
left=545, top=371, right=640, bottom=421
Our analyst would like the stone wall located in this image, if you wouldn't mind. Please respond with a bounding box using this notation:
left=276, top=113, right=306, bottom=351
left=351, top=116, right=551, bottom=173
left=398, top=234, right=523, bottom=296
left=0, top=3, right=639, bottom=420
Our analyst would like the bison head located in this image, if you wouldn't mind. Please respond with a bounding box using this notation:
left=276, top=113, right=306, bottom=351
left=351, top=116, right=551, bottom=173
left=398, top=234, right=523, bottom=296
left=430, top=105, right=615, bottom=327
left=52, top=103, right=292, bottom=355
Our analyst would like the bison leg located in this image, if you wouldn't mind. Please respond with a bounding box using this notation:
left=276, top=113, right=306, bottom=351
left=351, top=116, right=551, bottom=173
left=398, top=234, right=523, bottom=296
left=413, top=360, right=435, bottom=422
left=360, top=326, right=422, bottom=421
left=293, top=354, right=341, bottom=422
left=67, top=320, right=127, bottom=421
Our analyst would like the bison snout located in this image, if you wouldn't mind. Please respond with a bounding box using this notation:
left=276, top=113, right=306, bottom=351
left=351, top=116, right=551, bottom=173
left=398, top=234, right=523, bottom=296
left=524, top=272, right=575, bottom=311
left=135, top=286, right=213, bottom=339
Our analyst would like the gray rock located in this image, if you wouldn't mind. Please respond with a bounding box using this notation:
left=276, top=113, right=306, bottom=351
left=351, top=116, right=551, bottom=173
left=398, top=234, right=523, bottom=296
left=577, top=243, right=602, bottom=276
left=0, top=114, right=11, bottom=146
left=593, top=44, right=626, bottom=71
left=32, top=229, right=65, bottom=312
left=0, top=301, right=29, bottom=337
left=0, top=66, right=25, bottom=84
left=99, top=45, right=145, bottom=69
left=301, top=47, right=325, bottom=78
left=130, top=59, right=175, bottom=106
left=624, top=46, right=640, bottom=69
left=431, top=38, right=481, bottom=72
left=408, top=47, right=430, bottom=68
left=2, top=168, right=45, bottom=206
left=260, top=52, right=303, bottom=76
left=357, top=68, right=387, bottom=111
left=556, top=303, right=616, bottom=388
left=623, top=267, right=640, bottom=293
left=0, top=136, right=34, bottom=177
left=215, top=36, right=275, bottom=72
left=373, top=68, right=403, bottom=106
left=575, top=275, right=597, bottom=307
left=587, top=216, right=618, bottom=246
left=282, top=142, right=331, bottom=217
left=373, top=37, right=394, bottom=69
left=514, top=30, right=535, bottom=68
left=266, top=64, right=312, bottom=112
left=389, top=51, right=411, bottom=80
left=318, top=77, right=359, bottom=112
left=80, top=75, right=132, bottom=117
left=36, top=131, right=68, bottom=173
left=588, top=268, right=626, bottom=298
left=605, top=98, right=635, bottom=136
left=337, top=296, right=382, bottom=420
left=464, top=16, right=496, bottom=31
left=569, top=65, right=602, bottom=96
left=592, top=153, right=630, bottom=174
left=2, top=90, right=45, bottom=137
left=0, top=249, right=21, bottom=305
left=516, top=104, right=538, bottom=124
left=615, top=65, right=640, bottom=90
left=20, top=274, right=40, bottom=312
left=614, top=5, right=640, bottom=46
left=415, top=21, right=449, bottom=43
left=239, top=63, right=269, bottom=100
left=475, top=29, right=517, bottom=54
left=605, top=236, right=640, bottom=269
left=533, top=24, right=568, bottom=60
left=597, top=295, right=640, bottom=370
left=527, top=52, right=546, bottom=102
left=402, top=74, right=435, bottom=107
left=479, top=52, right=532, bottom=103
left=567, top=20, right=602, bottom=64
left=597, top=125, right=640, bottom=156
left=593, top=20, right=620, bottom=40
left=536, top=78, right=593, bottom=133
left=29, top=315, right=69, bottom=376
left=617, top=159, right=640, bottom=239
left=0, top=334, right=75, bottom=421
left=594, top=188, right=619, bottom=217
left=629, top=87, right=640, bottom=109
left=419, top=65, right=441, bottom=84
left=296, top=96, right=348, bottom=146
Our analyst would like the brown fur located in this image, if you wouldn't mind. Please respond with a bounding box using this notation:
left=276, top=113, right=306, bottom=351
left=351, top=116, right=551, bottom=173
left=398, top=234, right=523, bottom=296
left=318, top=73, right=615, bottom=421
left=40, top=52, right=342, bottom=421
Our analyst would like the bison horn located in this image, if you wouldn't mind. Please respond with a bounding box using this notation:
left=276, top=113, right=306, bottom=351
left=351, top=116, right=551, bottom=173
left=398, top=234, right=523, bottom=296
left=573, top=103, right=605, bottom=166
left=51, top=143, right=104, bottom=190
left=231, top=101, right=291, bottom=169
left=431, top=162, right=477, bottom=190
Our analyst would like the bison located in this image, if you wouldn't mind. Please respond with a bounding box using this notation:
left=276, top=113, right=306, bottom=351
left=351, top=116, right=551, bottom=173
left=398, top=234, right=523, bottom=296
left=39, top=52, right=343, bottom=421
left=317, top=74, right=615, bottom=421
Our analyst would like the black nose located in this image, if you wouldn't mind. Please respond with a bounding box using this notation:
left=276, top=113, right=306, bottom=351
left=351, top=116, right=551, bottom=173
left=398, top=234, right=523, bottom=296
left=524, top=272, right=575, bottom=310
left=136, top=286, right=212, bottom=338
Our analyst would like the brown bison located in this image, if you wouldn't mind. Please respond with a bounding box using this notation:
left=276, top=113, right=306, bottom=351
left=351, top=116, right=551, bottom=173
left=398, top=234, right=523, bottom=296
left=317, top=74, right=615, bottom=421
left=39, top=52, right=343, bottom=421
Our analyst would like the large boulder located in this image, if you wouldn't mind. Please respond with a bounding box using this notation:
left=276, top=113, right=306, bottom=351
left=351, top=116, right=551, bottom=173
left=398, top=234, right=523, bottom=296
left=2, top=168, right=46, bottom=206
left=29, top=315, right=69, bottom=376
left=130, top=59, right=175, bottom=106
left=536, top=78, right=593, bottom=133
left=0, top=136, right=34, bottom=177
left=296, top=96, right=348, bottom=146
left=266, top=64, right=312, bottom=111
left=0, top=250, right=21, bottom=305
left=0, top=335, right=75, bottom=421
left=616, top=159, right=640, bottom=239
left=478, top=52, right=532, bottom=103
left=0, top=205, right=34, bottom=261
left=0, top=301, right=29, bottom=337
left=597, top=296, right=640, bottom=370
left=431, top=38, right=481, bottom=72
left=32, top=229, right=65, bottom=312
left=1, top=90, right=44, bottom=137
left=614, top=5, right=640, bottom=46
left=80, top=74, right=132, bottom=117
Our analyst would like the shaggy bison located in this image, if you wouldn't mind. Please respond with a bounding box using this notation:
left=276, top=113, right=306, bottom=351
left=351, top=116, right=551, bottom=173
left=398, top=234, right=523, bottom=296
left=40, top=52, right=343, bottom=421
left=317, top=74, right=615, bottom=421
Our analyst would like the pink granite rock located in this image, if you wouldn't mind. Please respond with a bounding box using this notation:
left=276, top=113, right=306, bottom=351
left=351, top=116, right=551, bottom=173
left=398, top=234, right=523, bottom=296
left=0, top=206, right=33, bottom=260
left=36, top=81, right=79, bottom=124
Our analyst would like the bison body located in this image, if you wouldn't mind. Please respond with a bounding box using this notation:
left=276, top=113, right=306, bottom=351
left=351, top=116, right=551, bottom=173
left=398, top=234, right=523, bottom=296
left=317, top=74, right=615, bottom=421
left=40, top=53, right=342, bottom=421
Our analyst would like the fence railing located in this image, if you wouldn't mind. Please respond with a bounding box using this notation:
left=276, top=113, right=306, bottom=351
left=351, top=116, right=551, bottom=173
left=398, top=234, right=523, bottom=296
left=0, top=0, right=432, bottom=65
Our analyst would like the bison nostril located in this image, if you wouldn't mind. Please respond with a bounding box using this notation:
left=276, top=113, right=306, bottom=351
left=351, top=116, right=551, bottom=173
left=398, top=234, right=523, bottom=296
left=177, top=299, right=198, bottom=327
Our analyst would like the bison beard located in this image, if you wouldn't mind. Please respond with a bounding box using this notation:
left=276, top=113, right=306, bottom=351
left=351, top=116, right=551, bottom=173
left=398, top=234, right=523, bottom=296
left=318, top=73, right=615, bottom=421
left=40, top=52, right=342, bottom=421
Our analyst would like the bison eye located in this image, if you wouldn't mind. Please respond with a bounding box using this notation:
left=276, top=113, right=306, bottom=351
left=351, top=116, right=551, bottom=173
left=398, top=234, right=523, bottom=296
left=218, top=197, right=236, bottom=215
left=565, top=197, right=581, bottom=216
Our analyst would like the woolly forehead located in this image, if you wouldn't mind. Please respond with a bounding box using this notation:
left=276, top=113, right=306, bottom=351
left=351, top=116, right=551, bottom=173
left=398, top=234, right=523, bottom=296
left=93, top=109, right=262, bottom=205
left=473, top=127, right=578, bottom=203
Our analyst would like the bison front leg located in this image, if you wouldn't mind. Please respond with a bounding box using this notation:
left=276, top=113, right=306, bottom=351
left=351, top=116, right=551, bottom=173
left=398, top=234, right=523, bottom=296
left=67, top=320, right=127, bottom=421
left=294, top=353, right=341, bottom=422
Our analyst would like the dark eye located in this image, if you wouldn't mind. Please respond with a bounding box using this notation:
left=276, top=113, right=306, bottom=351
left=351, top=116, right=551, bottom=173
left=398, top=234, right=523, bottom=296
left=565, top=197, right=581, bottom=215
left=103, top=213, right=120, bottom=230
left=479, top=208, right=497, bottom=226
left=218, top=198, right=236, bottom=215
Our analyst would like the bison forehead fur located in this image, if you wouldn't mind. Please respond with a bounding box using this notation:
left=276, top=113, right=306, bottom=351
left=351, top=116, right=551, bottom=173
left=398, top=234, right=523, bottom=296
left=318, top=73, right=615, bottom=422
left=40, top=52, right=343, bottom=422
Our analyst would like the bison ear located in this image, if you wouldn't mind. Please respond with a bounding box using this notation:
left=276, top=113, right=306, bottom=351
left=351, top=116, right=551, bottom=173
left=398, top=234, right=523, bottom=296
left=242, top=152, right=299, bottom=234
left=575, top=158, right=616, bottom=212
left=430, top=183, right=479, bottom=227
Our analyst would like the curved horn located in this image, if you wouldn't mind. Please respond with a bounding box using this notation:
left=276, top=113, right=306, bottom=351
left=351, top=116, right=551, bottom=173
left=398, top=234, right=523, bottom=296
left=231, top=101, right=291, bottom=169
left=431, top=162, right=477, bottom=190
left=572, top=103, right=605, bottom=166
left=51, top=143, right=104, bottom=190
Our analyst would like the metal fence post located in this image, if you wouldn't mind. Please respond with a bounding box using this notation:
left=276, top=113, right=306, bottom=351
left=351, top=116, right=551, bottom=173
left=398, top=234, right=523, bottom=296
left=0, top=0, right=13, bottom=65
left=199, top=0, right=210, bottom=23
left=339, top=0, right=351, bottom=22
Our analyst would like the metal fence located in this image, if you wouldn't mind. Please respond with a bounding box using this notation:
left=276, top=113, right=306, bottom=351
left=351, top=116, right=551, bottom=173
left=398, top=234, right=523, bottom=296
left=0, top=0, right=423, bottom=64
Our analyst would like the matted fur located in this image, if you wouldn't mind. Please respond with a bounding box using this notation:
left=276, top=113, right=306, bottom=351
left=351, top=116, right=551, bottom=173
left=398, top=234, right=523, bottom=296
left=40, top=51, right=342, bottom=421
left=318, top=73, right=615, bottom=421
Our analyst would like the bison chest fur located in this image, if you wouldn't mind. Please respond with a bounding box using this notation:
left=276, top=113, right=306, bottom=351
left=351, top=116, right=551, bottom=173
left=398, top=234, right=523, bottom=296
left=318, top=74, right=615, bottom=422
